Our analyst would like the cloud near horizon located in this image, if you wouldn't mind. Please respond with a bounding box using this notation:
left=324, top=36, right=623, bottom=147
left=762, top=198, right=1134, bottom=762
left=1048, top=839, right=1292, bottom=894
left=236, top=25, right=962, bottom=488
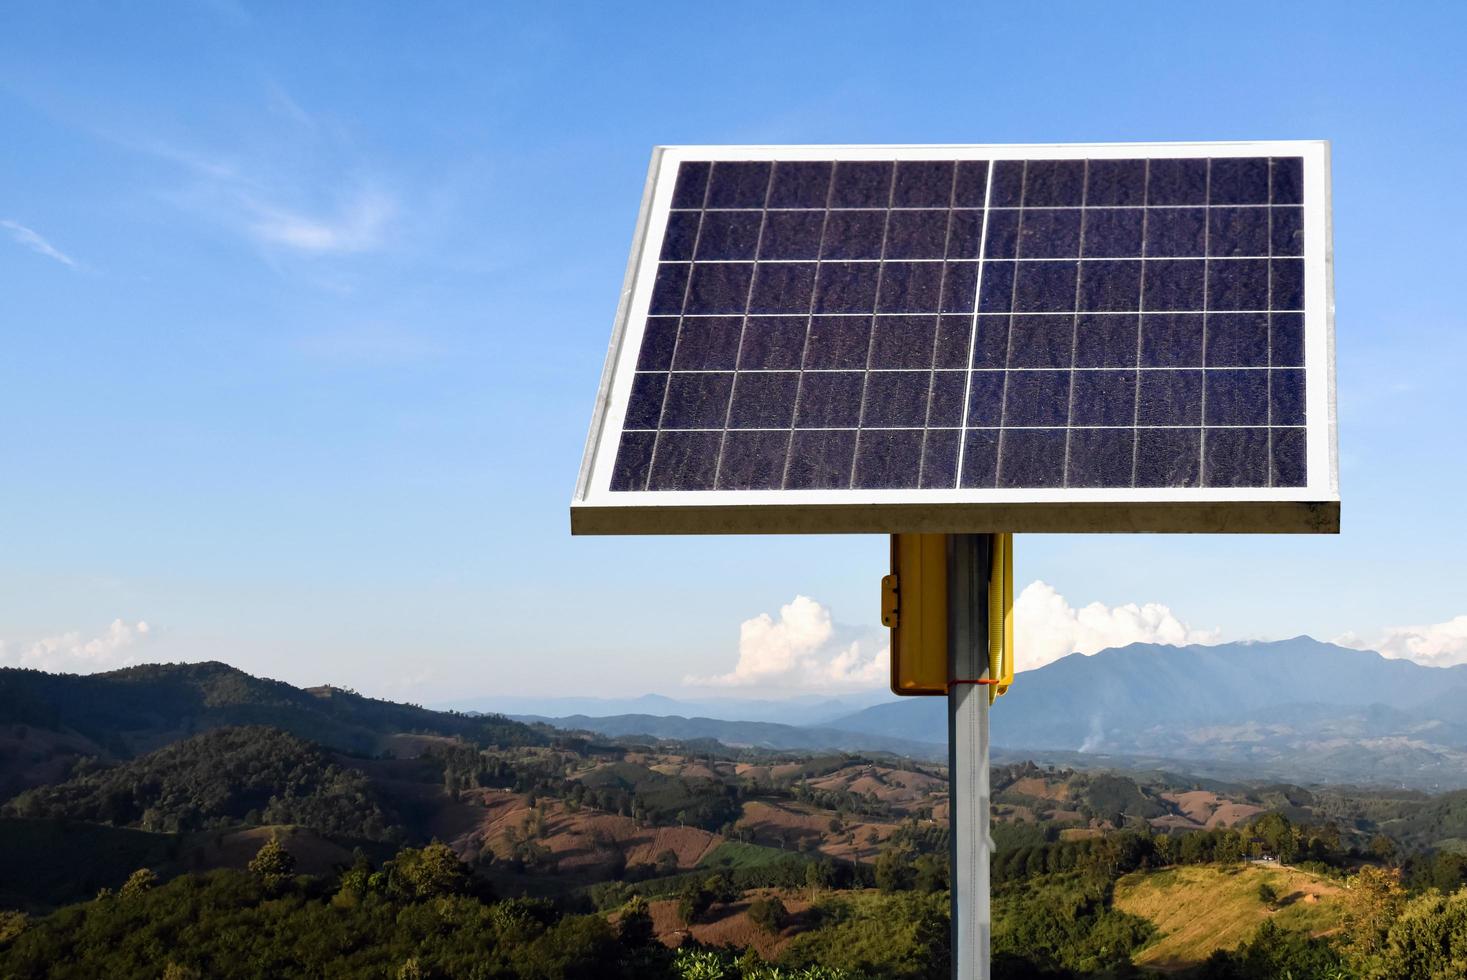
left=0, top=619, right=154, bottom=673
left=685, top=584, right=1223, bottom=693
left=1335, top=615, right=1467, bottom=668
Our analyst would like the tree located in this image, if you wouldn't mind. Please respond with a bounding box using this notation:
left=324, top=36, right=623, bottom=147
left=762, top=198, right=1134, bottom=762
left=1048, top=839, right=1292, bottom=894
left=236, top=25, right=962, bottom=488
left=618, top=895, right=655, bottom=947
left=1372, top=886, right=1467, bottom=980
left=388, top=842, right=472, bottom=900
left=1340, top=865, right=1407, bottom=970
left=119, top=867, right=158, bottom=899
left=248, top=836, right=297, bottom=887
left=1257, top=882, right=1279, bottom=908
left=747, top=896, right=787, bottom=934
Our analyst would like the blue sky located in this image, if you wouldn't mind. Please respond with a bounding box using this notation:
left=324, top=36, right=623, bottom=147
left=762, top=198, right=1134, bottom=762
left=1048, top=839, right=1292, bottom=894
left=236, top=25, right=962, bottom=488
left=3, top=1, right=1465, bottom=702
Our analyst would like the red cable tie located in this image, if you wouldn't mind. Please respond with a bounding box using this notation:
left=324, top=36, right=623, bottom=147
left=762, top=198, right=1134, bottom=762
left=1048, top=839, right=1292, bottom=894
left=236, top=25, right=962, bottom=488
left=948, top=678, right=1001, bottom=687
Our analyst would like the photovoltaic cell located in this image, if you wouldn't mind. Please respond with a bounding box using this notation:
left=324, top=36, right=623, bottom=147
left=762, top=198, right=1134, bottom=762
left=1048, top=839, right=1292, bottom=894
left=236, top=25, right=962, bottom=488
left=609, top=153, right=1313, bottom=493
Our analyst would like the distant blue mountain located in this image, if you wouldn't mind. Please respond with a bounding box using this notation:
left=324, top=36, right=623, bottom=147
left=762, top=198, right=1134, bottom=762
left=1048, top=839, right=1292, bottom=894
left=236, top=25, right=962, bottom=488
left=439, top=690, right=896, bottom=726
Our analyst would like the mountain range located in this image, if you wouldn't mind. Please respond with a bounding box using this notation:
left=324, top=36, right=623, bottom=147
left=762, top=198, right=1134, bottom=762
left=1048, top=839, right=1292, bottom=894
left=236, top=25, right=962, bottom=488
left=514, top=638, right=1467, bottom=789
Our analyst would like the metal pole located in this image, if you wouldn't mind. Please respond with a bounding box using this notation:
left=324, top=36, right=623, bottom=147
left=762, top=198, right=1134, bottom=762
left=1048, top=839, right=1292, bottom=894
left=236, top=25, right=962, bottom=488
left=948, top=533, right=991, bottom=980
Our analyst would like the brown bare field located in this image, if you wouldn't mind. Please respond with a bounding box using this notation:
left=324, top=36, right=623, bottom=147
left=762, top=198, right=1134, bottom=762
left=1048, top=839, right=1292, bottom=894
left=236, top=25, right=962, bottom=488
left=737, top=799, right=902, bottom=862
left=647, top=888, right=814, bottom=959
left=1006, top=775, right=1071, bottom=801
left=190, top=825, right=356, bottom=875
left=1159, top=791, right=1264, bottom=829
left=449, top=791, right=721, bottom=874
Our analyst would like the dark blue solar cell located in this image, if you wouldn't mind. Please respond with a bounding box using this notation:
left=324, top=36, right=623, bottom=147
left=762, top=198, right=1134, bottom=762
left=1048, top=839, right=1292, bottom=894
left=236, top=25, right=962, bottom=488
left=1067, top=428, right=1136, bottom=487
left=649, top=263, right=690, bottom=314
left=739, top=317, right=808, bottom=370
left=813, top=262, right=881, bottom=313
left=1145, top=208, right=1206, bottom=257
left=1019, top=209, right=1082, bottom=258
left=661, top=211, right=700, bottom=260
left=706, top=162, right=771, bottom=208
left=1135, top=428, right=1200, bottom=487
left=696, top=210, right=763, bottom=260
left=921, top=428, right=960, bottom=488
left=1079, top=259, right=1143, bottom=312
left=1023, top=160, right=1085, bottom=207
left=893, top=161, right=955, bottom=207
left=878, top=262, right=943, bottom=313
left=759, top=211, right=825, bottom=259
left=1270, top=313, right=1304, bottom=366
left=966, top=371, right=1006, bottom=425
left=885, top=210, right=950, bottom=259
left=716, top=430, right=791, bottom=490
left=661, top=372, right=734, bottom=428
left=637, top=317, right=679, bottom=370
left=960, top=429, right=1000, bottom=487
left=768, top=161, right=832, bottom=208
left=1075, top=313, right=1140, bottom=368
left=830, top=161, right=893, bottom=208
left=1271, top=368, right=1305, bottom=426
left=1143, top=259, right=1205, bottom=311
left=1207, top=259, right=1270, bottom=310
left=728, top=372, right=800, bottom=428
left=999, top=429, right=1067, bottom=487
left=1272, top=259, right=1304, bottom=309
left=989, top=161, right=1025, bottom=207
left=935, top=315, right=974, bottom=368
left=928, top=371, right=966, bottom=426
left=1203, top=427, right=1268, bottom=487
left=671, top=162, right=711, bottom=209
left=804, top=316, right=871, bottom=369
left=862, top=371, right=930, bottom=427
left=1271, top=427, right=1307, bottom=486
left=748, top=263, right=816, bottom=314
left=794, top=371, right=865, bottom=427
left=983, top=209, right=1021, bottom=258
left=1007, top=315, right=1074, bottom=368
left=673, top=317, right=743, bottom=369
left=1014, top=261, right=1078, bottom=312
left=1205, top=370, right=1269, bottom=426
left=1209, top=207, right=1270, bottom=257
left=610, top=430, right=656, bottom=491
left=1082, top=208, right=1145, bottom=258
left=1148, top=159, right=1207, bottom=205
left=952, top=161, right=989, bottom=207
left=947, top=210, right=983, bottom=258
left=1140, top=313, right=1203, bottom=367
left=821, top=210, right=888, bottom=259
left=870, top=315, right=937, bottom=369
left=1209, top=157, right=1269, bottom=205
left=853, top=429, right=924, bottom=488
left=1085, top=159, right=1147, bottom=206
left=978, top=261, right=1016, bottom=313
left=1271, top=207, right=1304, bottom=256
left=1271, top=157, right=1304, bottom=206
left=647, top=430, right=722, bottom=490
left=1003, top=370, right=1070, bottom=426
left=1137, top=369, right=1202, bottom=425
left=685, top=263, right=753, bottom=314
left=785, top=429, right=857, bottom=488
left=972, top=315, right=1009, bottom=368
left=1070, top=370, right=1136, bottom=426
left=624, top=372, right=668, bottom=429
left=1205, top=313, right=1268, bottom=366
left=941, top=262, right=979, bottom=313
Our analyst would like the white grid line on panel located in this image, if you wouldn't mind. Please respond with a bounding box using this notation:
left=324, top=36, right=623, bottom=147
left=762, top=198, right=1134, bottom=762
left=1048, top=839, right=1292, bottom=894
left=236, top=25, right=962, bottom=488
left=954, top=162, right=998, bottom=488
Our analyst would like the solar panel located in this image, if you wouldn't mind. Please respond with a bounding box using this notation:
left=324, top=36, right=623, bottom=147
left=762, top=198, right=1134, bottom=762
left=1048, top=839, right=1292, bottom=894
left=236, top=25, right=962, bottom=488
left=573, top=143, right=1337, bottom=534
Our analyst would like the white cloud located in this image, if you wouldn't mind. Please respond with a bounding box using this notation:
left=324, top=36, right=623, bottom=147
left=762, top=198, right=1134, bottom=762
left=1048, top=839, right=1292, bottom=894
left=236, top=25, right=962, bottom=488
left=684, top=595, right=886, bottom=692
left=0, top=619, right=154, bottom=673
left=246, top=189, right=394, bottom=254
left=1015, top=580, right=1223, bottom=672
left=686, top=584, right=1223, bottom=694
left=1335, top=616, right=1467, bottom=668
left=1, top=219, right=77, bottom=267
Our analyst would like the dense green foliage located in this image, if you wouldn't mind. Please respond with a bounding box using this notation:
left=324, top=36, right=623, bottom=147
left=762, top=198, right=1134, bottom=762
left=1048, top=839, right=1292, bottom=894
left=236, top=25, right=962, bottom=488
left=4, top=727, right=401, bottom=840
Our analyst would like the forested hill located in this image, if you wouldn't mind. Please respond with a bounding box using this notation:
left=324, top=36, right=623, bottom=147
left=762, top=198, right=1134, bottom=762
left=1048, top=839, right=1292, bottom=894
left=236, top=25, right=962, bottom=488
left=0, top=661, right=542, bottom=795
